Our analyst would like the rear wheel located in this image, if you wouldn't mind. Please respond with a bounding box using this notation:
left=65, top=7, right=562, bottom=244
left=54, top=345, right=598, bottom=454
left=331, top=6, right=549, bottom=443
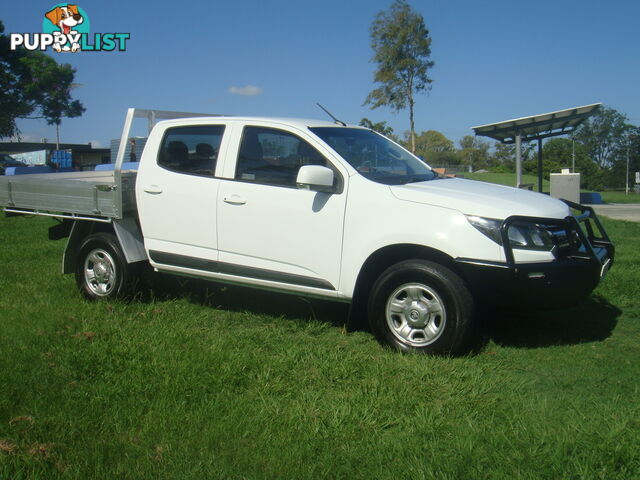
left=368, top=260, right=475, bottom=355
left=75, top=233, right=131, bottom=300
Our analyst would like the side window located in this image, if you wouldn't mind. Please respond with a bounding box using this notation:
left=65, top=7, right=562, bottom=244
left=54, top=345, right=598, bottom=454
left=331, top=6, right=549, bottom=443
left=158, top=125, right=225, bottom=177
left=235, top=126, right=329, bottom=187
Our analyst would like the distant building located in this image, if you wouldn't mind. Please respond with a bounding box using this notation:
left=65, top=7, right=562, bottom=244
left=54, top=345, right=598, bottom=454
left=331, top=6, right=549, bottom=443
left=0, top=141, right=110, bottom=170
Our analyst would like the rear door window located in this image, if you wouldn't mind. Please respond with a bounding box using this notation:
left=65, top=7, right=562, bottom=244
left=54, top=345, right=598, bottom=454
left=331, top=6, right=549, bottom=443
left=158, top=125, right=225, bottom=177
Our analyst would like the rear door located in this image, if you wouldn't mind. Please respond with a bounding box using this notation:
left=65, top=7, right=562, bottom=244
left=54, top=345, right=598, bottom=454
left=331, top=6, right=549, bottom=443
left=136, top=123, right=229, bottom=263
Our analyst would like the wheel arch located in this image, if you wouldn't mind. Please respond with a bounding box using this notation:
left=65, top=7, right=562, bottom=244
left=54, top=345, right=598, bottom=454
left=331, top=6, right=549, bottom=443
left=347, top=244, right=464, bottom=330
left=62, top=218, right=147, bottom=274
left=63, top=221, right=111, bottom=274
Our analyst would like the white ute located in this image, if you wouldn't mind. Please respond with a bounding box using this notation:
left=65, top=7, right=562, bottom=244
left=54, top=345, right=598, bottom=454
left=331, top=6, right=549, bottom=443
left=0, top=109, right=614, bottom=355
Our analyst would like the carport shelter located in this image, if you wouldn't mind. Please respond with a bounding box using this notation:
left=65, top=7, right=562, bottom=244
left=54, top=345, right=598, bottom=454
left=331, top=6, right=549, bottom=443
left=472, top=103, right=602, bottom=192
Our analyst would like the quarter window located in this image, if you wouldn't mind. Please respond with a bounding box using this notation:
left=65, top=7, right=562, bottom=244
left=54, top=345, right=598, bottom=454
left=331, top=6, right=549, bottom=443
left=158, top=125, right=225, bottom=176
left=235, top=126, right=330, bottom=187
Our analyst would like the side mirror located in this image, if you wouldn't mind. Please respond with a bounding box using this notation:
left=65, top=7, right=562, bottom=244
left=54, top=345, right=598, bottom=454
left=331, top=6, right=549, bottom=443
left=296, top=165, right=335, bottom=193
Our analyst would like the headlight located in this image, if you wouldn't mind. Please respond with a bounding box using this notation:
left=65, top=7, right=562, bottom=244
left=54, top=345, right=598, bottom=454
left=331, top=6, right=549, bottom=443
left=507, top=222, right=555, bottom=250
left=466, top=216, right=503, bottom=245
left=466, top=215, right=555, bottom=251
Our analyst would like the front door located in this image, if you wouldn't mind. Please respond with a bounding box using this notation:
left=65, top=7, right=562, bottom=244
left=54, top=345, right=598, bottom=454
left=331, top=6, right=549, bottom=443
left=217, top=125, right=347, bottom=292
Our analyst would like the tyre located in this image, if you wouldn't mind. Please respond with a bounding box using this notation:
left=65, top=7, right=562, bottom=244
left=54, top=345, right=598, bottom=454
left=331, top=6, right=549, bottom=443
left=368, top=259, right=475, bottom=355
left=75, top=232, right=131, bottom=300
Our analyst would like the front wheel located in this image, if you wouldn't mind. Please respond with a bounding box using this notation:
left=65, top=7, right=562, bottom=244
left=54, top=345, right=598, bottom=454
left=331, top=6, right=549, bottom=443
left=368, top=260, right=475, bottom=355
left=75, top=232, right=131, bottom=300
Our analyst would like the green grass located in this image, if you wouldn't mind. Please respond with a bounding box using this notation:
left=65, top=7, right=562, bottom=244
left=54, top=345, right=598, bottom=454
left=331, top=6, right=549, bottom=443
left=600, top=191, right=640, bottom=204
left=464, top=172, right=550, bottom=190
left=465, top=172, right=640, bottom=205
left=1, top=214, right=639, bottom=479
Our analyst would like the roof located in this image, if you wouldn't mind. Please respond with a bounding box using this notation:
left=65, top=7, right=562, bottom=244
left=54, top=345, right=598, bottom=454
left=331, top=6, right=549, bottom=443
left=472, top=103, right=602, bottom=144
left=155, top=116, right=352, bottom=130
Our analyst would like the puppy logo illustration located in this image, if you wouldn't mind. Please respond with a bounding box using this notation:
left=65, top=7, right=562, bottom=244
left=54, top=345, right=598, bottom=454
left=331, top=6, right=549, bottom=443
left=9, top=4, right=129, bottom=53
left=43, top=3, right=89, bottom=52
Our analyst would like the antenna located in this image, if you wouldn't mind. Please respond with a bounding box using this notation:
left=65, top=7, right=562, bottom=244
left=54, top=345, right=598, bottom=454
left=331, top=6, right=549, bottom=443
left=316, top=103, right=346, bottom=126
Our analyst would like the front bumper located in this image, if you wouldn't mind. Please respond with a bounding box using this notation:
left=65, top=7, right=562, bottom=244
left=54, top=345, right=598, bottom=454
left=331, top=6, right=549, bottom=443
left=456, top=200, right=614, bottom=309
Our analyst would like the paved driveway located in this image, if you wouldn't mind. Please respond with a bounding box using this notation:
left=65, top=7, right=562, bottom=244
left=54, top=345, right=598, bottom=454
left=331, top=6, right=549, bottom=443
left=588, top=203, right=640, bottom=223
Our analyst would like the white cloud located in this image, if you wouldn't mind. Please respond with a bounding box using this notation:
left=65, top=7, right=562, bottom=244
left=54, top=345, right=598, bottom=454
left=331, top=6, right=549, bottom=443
left=89, top=139, right=103, bottom=148
left=228, top=85, right=264, bottom=96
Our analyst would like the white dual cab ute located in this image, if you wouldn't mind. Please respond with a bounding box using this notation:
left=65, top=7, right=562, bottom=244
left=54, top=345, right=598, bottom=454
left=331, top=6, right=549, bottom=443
left=0, top=109, right=614, bottom=354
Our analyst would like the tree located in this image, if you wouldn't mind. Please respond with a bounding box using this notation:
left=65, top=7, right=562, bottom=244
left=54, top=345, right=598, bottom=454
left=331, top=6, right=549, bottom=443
left=413, top=130, right=453, bottom=153
left=20, top=53, right=85, bottom=147
left=408, top=130, right=457, bottom=165
left=628, top=127, right=640, bottom=189
left=519, top=138, right=602, bottom=190
left=364, top=0, right=434, bottom=154
left=607, top=125, right=640, bottom=189
left=359, top=118, right=397, bottom=140
left=490, top=142, right=516, bottom=172
left=0, top=20, right=32, bottom=137
left=571, top=105, right=629, bottom=168
left=0, top=19, right=85, bottom=142
left=458, top=135, right=490, bottom=171
left=547, top=138, right=599, bottom=186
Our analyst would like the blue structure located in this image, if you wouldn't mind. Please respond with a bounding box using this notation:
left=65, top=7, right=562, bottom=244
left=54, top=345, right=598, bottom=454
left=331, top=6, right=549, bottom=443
left=579, top=192, right=604, bottom=204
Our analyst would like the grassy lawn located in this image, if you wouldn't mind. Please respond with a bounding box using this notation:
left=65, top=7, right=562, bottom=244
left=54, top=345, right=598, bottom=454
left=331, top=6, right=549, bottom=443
left=465, top=172, right=640, bottom=204
left=1, top=214, right=639, bottom=479
left=600, top=191, right=640, bottom=204
left=464, top=172, right=550, bottom=190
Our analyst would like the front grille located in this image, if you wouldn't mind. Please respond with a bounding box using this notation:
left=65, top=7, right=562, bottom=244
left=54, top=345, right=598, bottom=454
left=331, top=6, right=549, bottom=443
left=546, top=225, right=584, bottom=258
left=500, top=201, right=614, bottom=268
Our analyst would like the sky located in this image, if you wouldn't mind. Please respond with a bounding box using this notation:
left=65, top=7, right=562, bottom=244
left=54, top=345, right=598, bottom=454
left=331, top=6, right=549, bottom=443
left=5, top=0, right=640, bottom=149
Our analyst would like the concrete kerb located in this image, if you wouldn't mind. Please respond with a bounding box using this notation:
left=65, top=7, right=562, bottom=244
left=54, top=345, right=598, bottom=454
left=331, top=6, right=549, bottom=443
left=587, top=203, right=640, bottom=223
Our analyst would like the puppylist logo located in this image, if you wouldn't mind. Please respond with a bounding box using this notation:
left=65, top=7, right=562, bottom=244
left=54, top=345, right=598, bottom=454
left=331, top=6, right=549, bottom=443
left=10, top=4, right=130, bottom=53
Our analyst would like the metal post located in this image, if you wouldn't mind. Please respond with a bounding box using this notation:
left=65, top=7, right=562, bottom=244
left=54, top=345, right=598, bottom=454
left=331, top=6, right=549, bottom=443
left=148, top=111, right=156, bottom=134
left=515, top=133, right=522, bottom=187
left=537, top=138, right=543, bottom=192
left=113, top=108, right=136, bottom=219
left=626, top=142, right=630, bottom=195
left=572, top=140, right=575, bottom=173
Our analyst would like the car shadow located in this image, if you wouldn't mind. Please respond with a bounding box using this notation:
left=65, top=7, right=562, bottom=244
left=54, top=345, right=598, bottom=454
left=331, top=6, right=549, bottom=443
left=480, top=294, right=621, bottom=349
left=140, top=273, right=350, bottom=328
left=137, top=274, right=621, bottom=352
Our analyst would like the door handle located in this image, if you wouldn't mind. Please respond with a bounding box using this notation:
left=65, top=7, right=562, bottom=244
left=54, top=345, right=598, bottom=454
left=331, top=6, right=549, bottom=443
left=223, top=195, right=246, bottom=205
left=143, top=185, right=163, bottom=194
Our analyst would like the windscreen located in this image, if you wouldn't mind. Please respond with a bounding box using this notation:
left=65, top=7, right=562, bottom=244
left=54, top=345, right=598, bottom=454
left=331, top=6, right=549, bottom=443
left=309, top=127, right=438, bottom=185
